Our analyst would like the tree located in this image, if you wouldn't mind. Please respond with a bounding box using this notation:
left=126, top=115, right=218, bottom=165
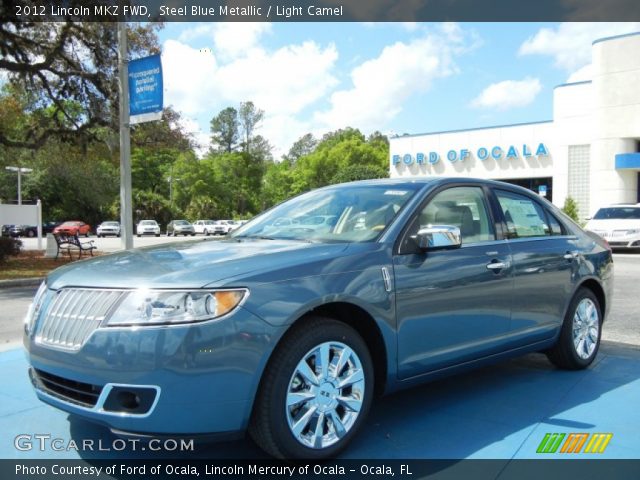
left=291, top=128, right=389, bottom=192
left=210, top=107, right=239, bottom=153
left=330, top=164, right=388, bottom=184
left=283, top=133, right=317, bottom=163
left=238, top=101, right=264, bottom=154
left=0, top=18, right=162, bottom=149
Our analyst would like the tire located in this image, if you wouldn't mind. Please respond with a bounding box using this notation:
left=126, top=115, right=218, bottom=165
left=137, top=234, right=141, bottom=238
left=155, top=234, right=160, bottom=237
left=249, top=317, right=374, bottom=459
left=546, top=287, right=602, bottom=370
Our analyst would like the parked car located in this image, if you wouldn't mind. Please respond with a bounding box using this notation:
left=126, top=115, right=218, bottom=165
left=96, top=221, right=121, bottom=238
left=1, top=224, right=15, bottom=237
left=136, top=220, right=160, bottom=237
left=166, top=220, right=196, bottom=236
left=43, top=221, right=62, bottom=235
left=9, top=224, right=37, bottom=237
left=217, top=219, right=239, bottom=234
left=211, top=221, right=230, bottom=235
left=585, top=204, right=640, bottom=249
left=193, top=220, right=217, bottom=236
left=24, top=178, right=612, bottom=460
left=53, top=221, right=91, bottom=237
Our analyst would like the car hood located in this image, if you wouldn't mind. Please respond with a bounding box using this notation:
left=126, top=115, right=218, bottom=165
left=585, top=219, right=640, bottom=231
left=47, top=238, right=352, bottom=290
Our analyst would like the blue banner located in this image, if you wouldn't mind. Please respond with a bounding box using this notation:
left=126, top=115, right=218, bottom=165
left=128, top=54, right=163, bottom=123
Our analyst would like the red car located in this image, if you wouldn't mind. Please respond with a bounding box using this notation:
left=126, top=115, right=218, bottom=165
left=53, top=221, right=91, bottom=237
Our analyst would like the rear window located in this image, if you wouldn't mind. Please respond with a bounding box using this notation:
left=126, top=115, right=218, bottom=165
left=593, top=207, right=640, bottom=220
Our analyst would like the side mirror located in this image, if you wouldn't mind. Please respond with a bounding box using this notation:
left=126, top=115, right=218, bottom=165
left=414, top=225, right=461, bottom=251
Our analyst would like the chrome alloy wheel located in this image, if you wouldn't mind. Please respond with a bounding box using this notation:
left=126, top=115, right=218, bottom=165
left=285, top=341, right=365, bottom=449
left=572, top=298, right=600, bottom=360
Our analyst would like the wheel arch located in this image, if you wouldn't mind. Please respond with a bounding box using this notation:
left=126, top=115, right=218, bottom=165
left=253, top=301, right=389, bottom=409
left=577, top=278, right=607, bottom=322
left=305, top=302, right=388, bottom=396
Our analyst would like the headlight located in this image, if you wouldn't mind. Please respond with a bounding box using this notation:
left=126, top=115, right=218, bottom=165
left=105, top=289, right=248, bottom=326
left=25, top=281, right=48, bottom=334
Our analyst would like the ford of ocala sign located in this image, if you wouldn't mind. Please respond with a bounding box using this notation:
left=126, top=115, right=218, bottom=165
left=393, top=143, right=549, bottom=166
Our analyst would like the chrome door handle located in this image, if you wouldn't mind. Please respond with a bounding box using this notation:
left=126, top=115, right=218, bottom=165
left=487, top=261, right=508, bottom=270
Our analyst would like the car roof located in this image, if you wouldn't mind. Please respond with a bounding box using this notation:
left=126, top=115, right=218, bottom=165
left=330, top=177, right=544, bottom=198
left=597, top=204, right=640, bottom=208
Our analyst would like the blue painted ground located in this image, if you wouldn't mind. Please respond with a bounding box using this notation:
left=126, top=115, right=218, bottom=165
left=1, top=342, right=639, bottom=460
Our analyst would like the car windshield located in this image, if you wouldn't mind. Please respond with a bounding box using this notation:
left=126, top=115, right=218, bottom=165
left=231, top=184, right=419, bottom=243
left=140, top=221, right=157, bottom=226
left=102, top=222, right=119, bottom=226
left=593, top=207, right=640, bottom=220
left=174, top=220, right=190, bottom=225
left=62, top=222, right=80, bottom=226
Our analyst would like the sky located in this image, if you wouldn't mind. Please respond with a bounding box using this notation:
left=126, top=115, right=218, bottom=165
left=157, top=22, right=640, bottom=157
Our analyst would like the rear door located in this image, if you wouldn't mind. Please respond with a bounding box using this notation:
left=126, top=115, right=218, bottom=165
left=491, top=188, right=577, bottom=345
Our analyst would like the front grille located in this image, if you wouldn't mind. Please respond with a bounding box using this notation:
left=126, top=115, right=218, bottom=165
left=35, top=289, right=126, bottom=351
left=33, top=368, right=103, bottom=408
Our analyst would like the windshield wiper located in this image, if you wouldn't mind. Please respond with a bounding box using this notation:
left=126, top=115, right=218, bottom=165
left=234, top=235, right=277, bottom=240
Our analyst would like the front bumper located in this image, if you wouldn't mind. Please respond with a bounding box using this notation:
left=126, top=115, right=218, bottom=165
left=24, top=306, right=284, bottom=435
left=138, top=230, right=160, bottom=235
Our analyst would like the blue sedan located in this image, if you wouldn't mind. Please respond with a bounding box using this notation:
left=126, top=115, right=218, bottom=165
left=24, top=178, right=613, bottom=459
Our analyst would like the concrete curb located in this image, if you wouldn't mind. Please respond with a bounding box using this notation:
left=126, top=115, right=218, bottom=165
left=0, top=277, right=43, bottom=288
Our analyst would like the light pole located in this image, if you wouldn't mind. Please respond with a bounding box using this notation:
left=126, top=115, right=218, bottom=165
left=5, top=166, right=33, bottom=205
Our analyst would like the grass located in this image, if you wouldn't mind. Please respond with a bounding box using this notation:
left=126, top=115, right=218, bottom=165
left=0, top=250, right=101, bottom=281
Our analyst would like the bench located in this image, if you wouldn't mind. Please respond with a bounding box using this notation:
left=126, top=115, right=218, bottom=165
left=53, top=233, right=96, bottom=260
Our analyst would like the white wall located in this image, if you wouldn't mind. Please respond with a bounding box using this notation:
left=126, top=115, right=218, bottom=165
left=590, top=33, right=640, bottom=214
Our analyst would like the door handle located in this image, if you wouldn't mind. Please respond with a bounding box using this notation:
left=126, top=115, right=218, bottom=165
left=564, top=251, right=578, bottom=260
left=487, top=261, right=509, bottom=270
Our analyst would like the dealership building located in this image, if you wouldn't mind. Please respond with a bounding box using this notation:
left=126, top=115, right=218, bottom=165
left=389, top=32, right=640, bottom=220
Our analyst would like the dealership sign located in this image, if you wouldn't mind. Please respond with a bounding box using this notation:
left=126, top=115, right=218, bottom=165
left=393, top=143, right=549, bottom=166
left=128, top=54, right=163, bottom=124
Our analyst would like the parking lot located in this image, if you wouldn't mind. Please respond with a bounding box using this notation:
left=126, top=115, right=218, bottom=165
left=17, top=232, right=221, bottom=254
left=0, top=253, right=638, bottom=461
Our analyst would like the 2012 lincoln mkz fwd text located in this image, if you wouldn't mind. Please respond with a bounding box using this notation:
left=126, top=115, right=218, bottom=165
left=24, top=178, right=612, bottom=459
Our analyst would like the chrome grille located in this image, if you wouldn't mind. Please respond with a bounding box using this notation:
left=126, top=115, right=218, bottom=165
left=35, top=289, right=126, bottom=351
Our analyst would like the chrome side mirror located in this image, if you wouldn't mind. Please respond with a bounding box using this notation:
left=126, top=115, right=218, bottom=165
left=415, top=225, right=461, bottom=250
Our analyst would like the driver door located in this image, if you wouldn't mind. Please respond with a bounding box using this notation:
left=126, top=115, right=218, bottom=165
left=394, top=185, right=514, bottom=379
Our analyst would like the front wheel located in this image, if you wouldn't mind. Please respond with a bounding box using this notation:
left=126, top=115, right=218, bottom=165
left=249, top=317, right=373, bottom=459
left=546, top=287, right=602, bottom=370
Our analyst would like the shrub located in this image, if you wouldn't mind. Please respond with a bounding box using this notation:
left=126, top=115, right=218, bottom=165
left=562, top=196, right=580, bottom=223
left=0, top=236, right=22, bottom=263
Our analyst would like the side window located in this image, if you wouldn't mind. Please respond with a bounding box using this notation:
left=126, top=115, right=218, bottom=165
left=400, top=186, right=495, bottom=253
left=495, top=190, right=552, bottom=238
left=546, top=211, right=564, bottom=235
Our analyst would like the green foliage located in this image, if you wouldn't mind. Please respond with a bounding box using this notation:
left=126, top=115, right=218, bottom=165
left=185, top=196, right=220, bottom=220
left=290, top=127, right=389, bottom=193
left=330, top=164, right=388, bottom=184
left=0, top=237, right=22, bottom=263
left=0, top=22, right=161, bottom=149
left=562, top=196, right=580, bottom=222
left=210, top=107, right=239, bottom=153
